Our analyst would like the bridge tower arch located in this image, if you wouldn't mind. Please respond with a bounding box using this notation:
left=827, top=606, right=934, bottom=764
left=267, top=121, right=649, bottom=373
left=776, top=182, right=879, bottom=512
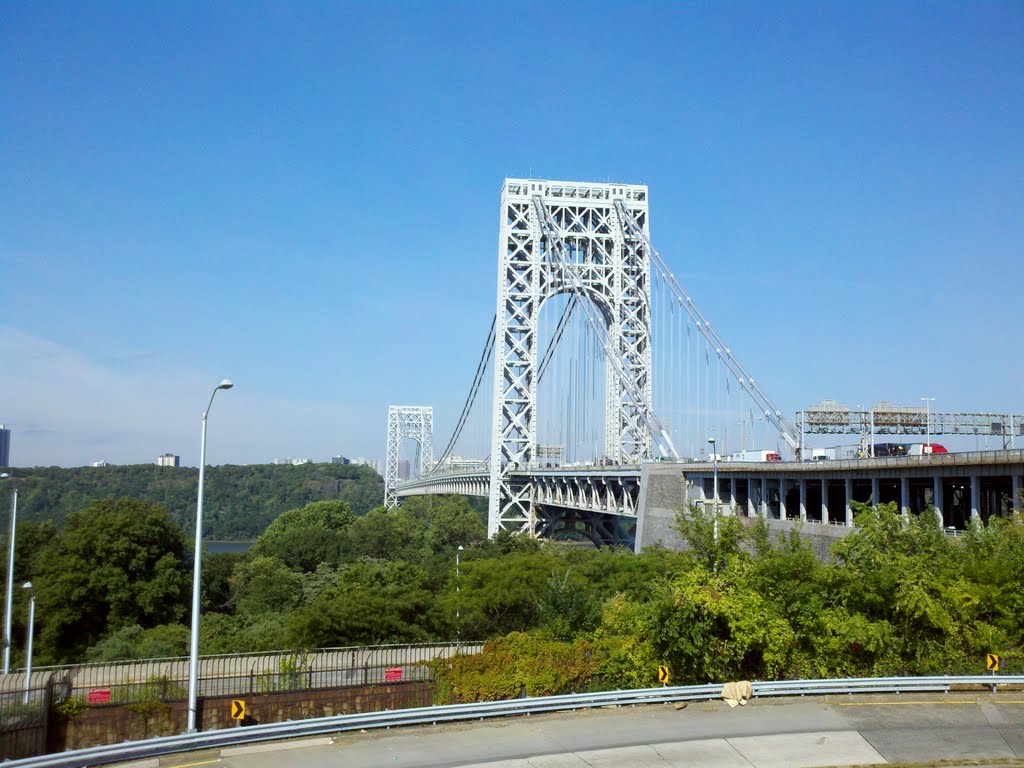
left=385, top=405, right=433, bottom=508
left=488, top=179, right=653, bottom=536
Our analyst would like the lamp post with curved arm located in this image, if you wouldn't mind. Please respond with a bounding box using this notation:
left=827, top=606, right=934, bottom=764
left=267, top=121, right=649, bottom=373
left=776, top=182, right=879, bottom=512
left=1, top=472, right=16, bottom=675
left=186, top=379, right=233, bottom=734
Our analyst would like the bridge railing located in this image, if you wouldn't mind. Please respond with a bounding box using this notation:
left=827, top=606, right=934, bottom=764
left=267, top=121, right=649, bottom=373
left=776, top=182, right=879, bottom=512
left=680, top=448, right=1024, bottom=471
left=0, top=642, right=483, bottom=710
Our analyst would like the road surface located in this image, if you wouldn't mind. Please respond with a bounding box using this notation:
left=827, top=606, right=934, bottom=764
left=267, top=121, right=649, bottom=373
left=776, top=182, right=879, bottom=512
left=146, top=692, right=1024, bottom=768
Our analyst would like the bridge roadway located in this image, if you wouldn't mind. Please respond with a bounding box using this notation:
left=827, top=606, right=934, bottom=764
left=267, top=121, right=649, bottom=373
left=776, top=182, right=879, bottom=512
left=397, top=450, right=1024, bottom=550
left=157, top=693, right=1024, bottom=768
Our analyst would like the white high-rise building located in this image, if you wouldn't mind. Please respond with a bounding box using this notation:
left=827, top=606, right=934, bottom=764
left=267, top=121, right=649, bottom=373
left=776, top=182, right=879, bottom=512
left=156, top=453, right=180, bottom=467
left=351, top=457, right=381, bottom=474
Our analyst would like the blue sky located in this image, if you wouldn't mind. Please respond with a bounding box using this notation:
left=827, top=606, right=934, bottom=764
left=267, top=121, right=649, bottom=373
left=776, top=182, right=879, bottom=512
left=2, top=1, right=1022, bottom=467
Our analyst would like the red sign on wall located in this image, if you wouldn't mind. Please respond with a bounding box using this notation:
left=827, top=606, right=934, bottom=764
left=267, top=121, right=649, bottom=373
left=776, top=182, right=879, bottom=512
left=87, top=688, right=112, bottom=704
left=384, top=667, right=403, bottom=682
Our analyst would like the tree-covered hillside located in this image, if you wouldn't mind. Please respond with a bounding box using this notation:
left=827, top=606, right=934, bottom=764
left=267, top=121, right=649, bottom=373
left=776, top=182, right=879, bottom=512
left=3, top=463, right=384, bottom=538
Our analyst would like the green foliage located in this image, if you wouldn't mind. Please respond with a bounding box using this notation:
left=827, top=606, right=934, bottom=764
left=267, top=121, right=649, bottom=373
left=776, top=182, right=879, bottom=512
left=592, top=592, right=665, bottom=689
left=256, top=651, right=312, bottom=693
left=33, top=498, right=191, bottom=664
left=17, top=476, right=1024, bottom=687
left=535, top=569, right=600, bottom=640
left=250, top=500, right=356, bottom=570
left=342, top=496, right=484, bottom=564
left=54, top=696, right=86, bottom=720
left=117, top=675, right=188, bottom=712
left=229, top=556, right=304, bottom=614
left=449, top=551, right=560, bottom=639
left=9, top=462, right=384, bottom=539
left=202, top=551, right=246, bottom=613
left=85, top=624, right=190, bottom=662
left=431, top=632, right=603, bottom=702
left=286, top=559, right=443, bottom=647
left=673, top=503, right=748, bottom=572
left=199, top=611, right=290, bottom=654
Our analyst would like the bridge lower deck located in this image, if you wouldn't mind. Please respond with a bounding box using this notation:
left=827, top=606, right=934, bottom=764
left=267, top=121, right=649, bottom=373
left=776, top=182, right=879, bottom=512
left=637, top=449, right=1024, bottom=553
left=396, top=450, right=1024, bottom=550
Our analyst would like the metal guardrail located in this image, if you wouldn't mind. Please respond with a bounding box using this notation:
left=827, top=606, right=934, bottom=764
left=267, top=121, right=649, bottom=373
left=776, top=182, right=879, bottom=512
left=7, top=674, right=1024, bottom=768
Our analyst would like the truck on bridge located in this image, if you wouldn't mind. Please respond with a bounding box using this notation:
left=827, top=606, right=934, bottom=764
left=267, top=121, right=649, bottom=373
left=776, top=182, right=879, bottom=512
left=726, top=449, right=782, bottom=462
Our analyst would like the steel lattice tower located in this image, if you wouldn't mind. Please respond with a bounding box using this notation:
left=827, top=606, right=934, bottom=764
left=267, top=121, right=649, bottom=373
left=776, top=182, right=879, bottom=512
left=488, top=179, right=653, bottom=536
left=384, top=405, right=433, bottom=508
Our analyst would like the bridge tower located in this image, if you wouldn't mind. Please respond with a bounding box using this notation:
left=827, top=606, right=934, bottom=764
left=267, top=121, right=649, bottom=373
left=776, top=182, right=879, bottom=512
left=488, top=179, right=653, bottom=536
left=385, top=405, right=433, bottom=508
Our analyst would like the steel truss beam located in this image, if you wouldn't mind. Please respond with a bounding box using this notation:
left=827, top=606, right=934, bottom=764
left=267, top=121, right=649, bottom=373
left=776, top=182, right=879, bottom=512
left=798, top=409, right=1023, bottom=447
left=534, top=504, right=637, bottom=549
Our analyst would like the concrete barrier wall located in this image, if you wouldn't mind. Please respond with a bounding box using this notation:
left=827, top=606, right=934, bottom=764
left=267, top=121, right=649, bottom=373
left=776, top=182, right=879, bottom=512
left=54, top=682, right=433, bottom=752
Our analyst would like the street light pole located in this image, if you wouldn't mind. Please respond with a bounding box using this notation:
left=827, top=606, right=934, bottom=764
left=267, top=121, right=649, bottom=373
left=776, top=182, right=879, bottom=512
left=21, top=581, right=33, bottom=704
left=456, top=545, right=463, bottom=643
left=2, top=474, right=17, bottom=675
left=921, top=397, right=936, bottom=455
left=186, top=379, right=233, bottom=734
left=707, top=437, right=718, bottom=544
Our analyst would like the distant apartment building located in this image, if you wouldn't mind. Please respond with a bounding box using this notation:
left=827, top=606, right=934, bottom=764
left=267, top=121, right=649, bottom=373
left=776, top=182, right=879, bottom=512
left=351, top=457, right=382, bottom=474
left=397, top=459, right=411, bottom=481
left=331, top=455, right=351, bottom=465
left=0, top=425, right=9, bottom=467
left=91, top=460, right=110, bottom=467
left=273, top=457, right=311, bottom=466
left=156, top=453, right=180, bottom=467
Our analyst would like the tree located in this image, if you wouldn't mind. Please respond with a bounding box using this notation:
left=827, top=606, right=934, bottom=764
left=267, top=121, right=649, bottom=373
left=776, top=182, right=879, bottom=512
left=536, top=569, right=600, bottom=639
left=344, top=506, right=428, bottom=562
left=229, top=556, right=304, bottom=614
left=287, top=560, right=442, bottom=647
left=85, top=623, right=190, bottom=662
left=673, top=503, right=748, bottom=572
left=251, top=500, right=356, bottom=571
left=32, top=498, right=191, bottom=663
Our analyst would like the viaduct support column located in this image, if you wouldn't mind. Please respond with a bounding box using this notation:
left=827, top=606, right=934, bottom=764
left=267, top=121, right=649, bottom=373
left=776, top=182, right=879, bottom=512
left=970, top=475, right=981, bottom=521
left=799, top=479, right=807, bottom=522
left=821, top=479, right=828, bottom=523
left=933, top=476, right=944, bottom=526
left=1013, top=474, right=1022, bottom=513
left=746, top=479, right=756, bottom=518
left=900, top=477, right=910, bottom=518
left=779, top=478, right=788, bottom=520
left=761, top=478, right=769, bottom=519
left=871, top=477, right=880, bottom=507
left=844, top=478, right=854, bottom=526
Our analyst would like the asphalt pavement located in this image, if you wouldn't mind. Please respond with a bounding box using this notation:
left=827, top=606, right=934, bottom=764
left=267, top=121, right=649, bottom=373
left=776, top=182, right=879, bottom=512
left=149, top=693, right=1024, bottom=768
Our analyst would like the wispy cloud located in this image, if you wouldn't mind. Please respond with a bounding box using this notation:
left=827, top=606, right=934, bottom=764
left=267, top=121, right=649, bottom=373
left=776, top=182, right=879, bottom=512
left=0, top=326, right=383, bottom=468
